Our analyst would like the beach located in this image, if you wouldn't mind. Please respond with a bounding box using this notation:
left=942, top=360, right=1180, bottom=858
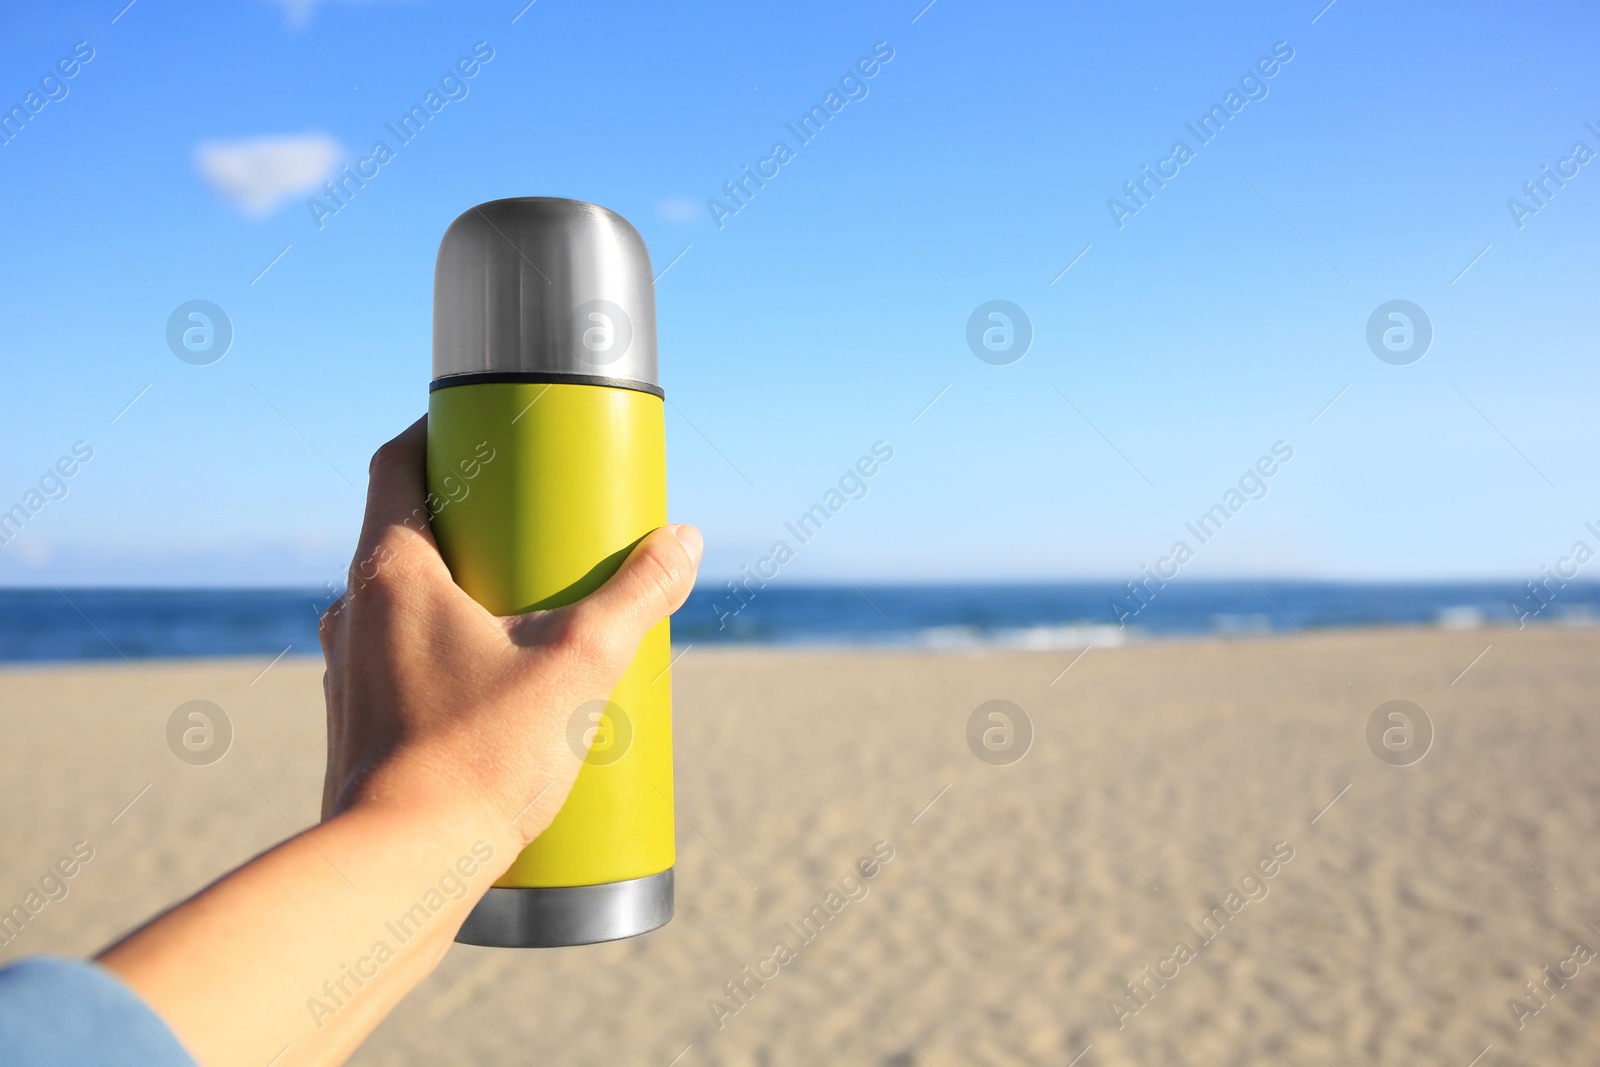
left=2, top=626, right=1596, bottom=1066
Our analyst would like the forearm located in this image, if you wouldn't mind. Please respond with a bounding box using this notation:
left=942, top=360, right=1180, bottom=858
left=97, top=800, right=517, bottom=1067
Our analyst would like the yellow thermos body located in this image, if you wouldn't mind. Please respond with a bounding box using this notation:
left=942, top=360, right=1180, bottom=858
left=428, top=198, right=675, bottom=947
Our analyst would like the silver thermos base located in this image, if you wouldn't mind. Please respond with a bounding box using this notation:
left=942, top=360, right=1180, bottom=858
left=456, top=868, right=674, bottom=948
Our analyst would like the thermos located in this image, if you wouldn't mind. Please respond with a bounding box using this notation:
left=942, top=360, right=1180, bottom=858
left=427, top=198, right=675, bottom=948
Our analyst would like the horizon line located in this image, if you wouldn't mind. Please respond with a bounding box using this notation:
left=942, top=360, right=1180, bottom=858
left=0, top=576, right=1592, bottom=592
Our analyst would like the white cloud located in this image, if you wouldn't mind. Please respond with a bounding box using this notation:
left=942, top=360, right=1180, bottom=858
left=657, top=196, right=703, bottom=226
left=279, top=0, right=418, bottom=27
left=195, top=132, right=344, bottom=217
left=280, top=0, right=321, bottom=22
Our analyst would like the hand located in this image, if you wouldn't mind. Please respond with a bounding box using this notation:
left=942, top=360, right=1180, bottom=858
left=99, top=416, right=701, bottom=1067
left=319, top=415, right=703, bottom=860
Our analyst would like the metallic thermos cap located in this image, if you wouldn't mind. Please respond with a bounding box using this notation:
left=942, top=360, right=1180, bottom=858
left=431, top=197, right=660, bottom=394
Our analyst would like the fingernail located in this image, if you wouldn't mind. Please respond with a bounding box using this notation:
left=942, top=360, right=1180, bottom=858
left=670, top=524, right=703, bottom=567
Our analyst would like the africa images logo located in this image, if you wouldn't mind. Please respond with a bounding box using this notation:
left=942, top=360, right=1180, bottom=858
left=1365, top=300, right=1432, bottom=366
left=966, top=300, right=1032, bottom=366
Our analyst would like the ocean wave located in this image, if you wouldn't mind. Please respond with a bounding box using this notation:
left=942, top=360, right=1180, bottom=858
left=1435, top=606, right=1486, bottom=629
left=914, top=623, right=1128, bottom=651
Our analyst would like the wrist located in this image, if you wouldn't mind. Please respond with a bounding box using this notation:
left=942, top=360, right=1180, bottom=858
left=330, top=777, right=524, bottom=888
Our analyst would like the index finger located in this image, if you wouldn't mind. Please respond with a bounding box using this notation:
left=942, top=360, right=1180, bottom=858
left=351, top=415, right=439, bottom=571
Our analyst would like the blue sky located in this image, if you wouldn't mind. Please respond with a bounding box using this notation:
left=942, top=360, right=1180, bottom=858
left=0, top=0, right=1596, bottom=586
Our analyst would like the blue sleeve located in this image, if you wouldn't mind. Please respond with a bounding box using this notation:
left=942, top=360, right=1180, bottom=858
left=0, top=956, right=199, bottom=1066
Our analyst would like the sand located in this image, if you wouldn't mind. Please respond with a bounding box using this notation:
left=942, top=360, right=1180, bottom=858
left=2, top=626, right=1597, bottom=1066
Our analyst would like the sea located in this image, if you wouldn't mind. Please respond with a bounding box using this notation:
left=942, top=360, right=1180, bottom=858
left=0, top=581, right=1595, bottom=664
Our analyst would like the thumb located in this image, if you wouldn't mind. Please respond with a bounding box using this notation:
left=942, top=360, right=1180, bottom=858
left=565, top=524, right=703, bottom=668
